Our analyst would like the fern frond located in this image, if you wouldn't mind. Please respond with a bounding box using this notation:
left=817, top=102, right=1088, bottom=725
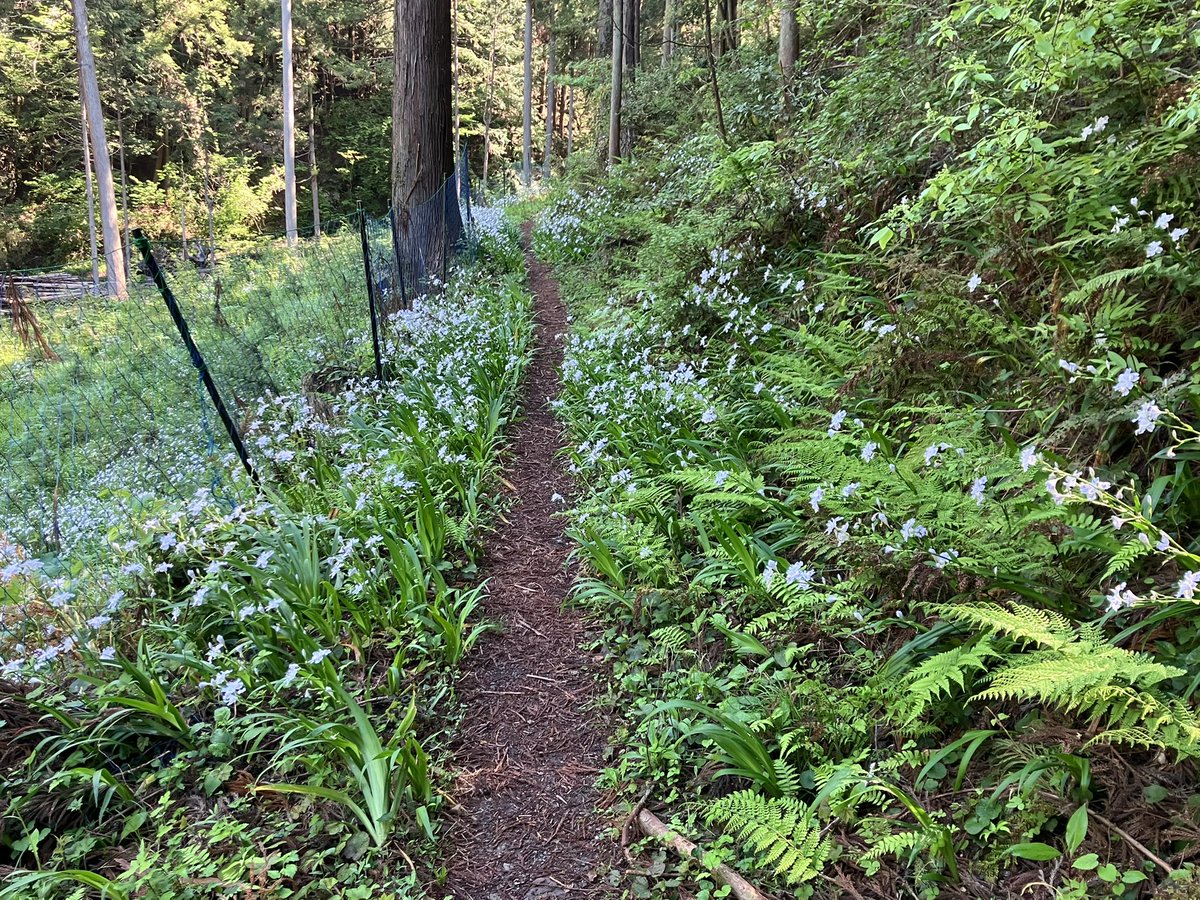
left=941, top=602, right=1075, bottom=650
left=707, top=790, right=832, bottom=885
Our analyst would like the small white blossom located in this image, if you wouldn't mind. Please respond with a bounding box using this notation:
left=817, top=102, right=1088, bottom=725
left=1146, top=241, right=1164, bottom=259
left=967, top=273, right=982, bottom=293
left=969, top=476, right=987, bottom=505
left=1133, top=400, right=1163, bottom=435
left=861, top=441, right=879, bottom=462
left=1113, top=368, right=1140, bottom=397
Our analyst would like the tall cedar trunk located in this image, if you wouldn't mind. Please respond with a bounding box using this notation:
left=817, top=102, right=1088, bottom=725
left=392, top=0, right=454, bottom=259
left=308, top=106, right=321, bottom=238
left=521, top=0, right=533, bottom=187
left=452, top=0, right=460, bottom=159
left=72, top=0, right=126, bottom=298
left=598, top=0, right=612, bottom=56
left=607, top=0, right=623, bottom=166
left=543, top=8, right=556, bottom=180
left=482, top=19, right=498, bottom=195
left=281, top=0, right=297, bottom=245
left=80, top=95, right=100, bottom=291
left=778, top=0, right=798, bottom=73
left=663, top=0, right=677, bottom=63
left=620, top=0, right=639, bottom=156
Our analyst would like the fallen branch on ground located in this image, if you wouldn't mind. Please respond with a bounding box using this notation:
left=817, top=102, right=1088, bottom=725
left=635, top=807, right=767, bottom=900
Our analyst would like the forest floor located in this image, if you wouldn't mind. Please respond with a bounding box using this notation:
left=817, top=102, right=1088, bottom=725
left=437, top=226, right=617, bottom=899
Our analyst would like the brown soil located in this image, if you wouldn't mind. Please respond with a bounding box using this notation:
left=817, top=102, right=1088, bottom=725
left=438, top=225, right=617, bottom=899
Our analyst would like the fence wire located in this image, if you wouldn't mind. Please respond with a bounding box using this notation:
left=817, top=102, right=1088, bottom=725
left=1, top=155, right=481, bottom=568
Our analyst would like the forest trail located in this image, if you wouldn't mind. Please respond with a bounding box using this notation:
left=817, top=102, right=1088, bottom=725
left=439, top=225, right=615, bottom=899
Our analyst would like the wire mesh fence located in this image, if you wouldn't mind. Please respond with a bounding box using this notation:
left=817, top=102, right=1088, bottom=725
left=1, top=158, right=482, bottom=569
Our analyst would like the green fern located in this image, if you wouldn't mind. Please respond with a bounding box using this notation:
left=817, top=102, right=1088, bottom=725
left=707, top=790, right=831, bottom=885
left=942, top=602, right=1075, bottom=650
left=895, top=637, right=998, bottom=724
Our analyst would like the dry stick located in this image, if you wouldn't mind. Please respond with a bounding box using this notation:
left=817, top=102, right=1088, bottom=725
left=1090, top=810, right=1175, bottom=875
left=636, top=808, right=768, bottom=900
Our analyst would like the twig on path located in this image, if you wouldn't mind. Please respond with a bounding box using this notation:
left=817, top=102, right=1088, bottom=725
left=620, top=785, right=655, bottom=865
left=1091, top=810, right=1175, bottom=874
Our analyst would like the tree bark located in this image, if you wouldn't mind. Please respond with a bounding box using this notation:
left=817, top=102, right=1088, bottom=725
left=80, top=95, right=99, bottom=292
left=607, top=0, right=623, bottom=166
left=281, top=0, right=298, bottom=246
left=522, top=0, right=533, bottom=188
left=778, top=0, right=798, bottom=73
left=453, top=0, right=461, bottom=160
left=482, top=19, right=498, bottom=196
left=392, top=0, right=455, bottom=258
left=717, top=0, right=739, bottom=55
left=598, top=0, right=612, bottom=56
left=703, top=0, right=729, bottom=143
left=543, top=6, right=556, bottom=181
left=72, top=0, right=126, bottom=298
left=308, top=107, right=320, bottom=238
left=663, top=0, right=677, bottom=63
left=566, top=83, right=575, bottom=156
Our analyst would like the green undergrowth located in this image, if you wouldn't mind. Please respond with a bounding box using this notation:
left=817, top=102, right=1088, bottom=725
left=531, top=1, right=1200, bottom=895
left=0, top=225, right=533, bottom=897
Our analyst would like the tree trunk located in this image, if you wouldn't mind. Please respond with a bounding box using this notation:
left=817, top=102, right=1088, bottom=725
left=607, top=0, right=623, bottom=166
left=598, top=0, right=612, bottom=56
left=202, top=147, right=216, bottom=261
left=453, top=0, right=461, bottom=160
left=72, top=0, right=126, bottom=298
left=522, top=0, right=533, bottom=188
left=180, top=179, right=188, bottom=262
left=543, top=7, right=556, bottom=181
left=482, top=19, right=498, bottom=196
left=717, top=0, right=739, bottom=55
left=80, top=96, right=100, bottom=292
left=117, top=114, right=131, bottom=281
left=281, top=0, right=298, bottom=246
left=308, top=107, right=320, bottom=238
left=663, top=0, right=677, bottom=63
left=566, top=84, right=575, bottom=156
left=392, top=0, right=455, bottom=266
left=704, top=0, right=729, bottom=142
left=778, top=0, right=798, bottom=73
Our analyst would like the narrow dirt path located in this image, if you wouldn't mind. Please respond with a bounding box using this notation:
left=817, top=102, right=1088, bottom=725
left=439, top=226, right=614, bottom=899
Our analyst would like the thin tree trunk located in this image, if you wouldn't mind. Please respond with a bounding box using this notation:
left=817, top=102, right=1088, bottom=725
left=663, top=0, right=677, bottom=63
left=543, top=6, right=556, bottom=181
left=72, top=0, right=126, bottom=298
left=202, top=146, right=216, bottom=261
left=453, top=0, right=461, bottom=159
left=117, top=114, right=131, bottom=281
left=281, top=0, right=298, bottom=246
left=180, top=178, right=188, bottom=262
left=778, top=0, right=798, bottom=73
left=704, top=0, right=729, bottom=143
left=308, top=101, right=321, bottom=238
left=482, top=19, right=498, bottom=196
left=607, top=0, right=623, bottom=166
left=566, top=83, right=574, bottom=156
left=718, top=0, right=739, bottom=55
left=522, top=0, right=533, bottom=188
left=80, top=96, right=99, bottom=292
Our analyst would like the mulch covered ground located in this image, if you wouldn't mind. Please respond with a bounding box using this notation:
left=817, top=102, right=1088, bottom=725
left=438, top=225, right=618, bottom=899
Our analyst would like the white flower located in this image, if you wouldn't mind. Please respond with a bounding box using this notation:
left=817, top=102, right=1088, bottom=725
left=1113, top=368, right=1140, bottom=397
left=308, top=648, right=332, bottom=665
left=969, top=476, right=987, bottom=505
left=1177, top=572, right=1200, bottom=600
left=762, top=560, right=779, bottom=587
left=931, top=548, right=959, bottom=569
left=1106, top=582, right=1137, bottom=613
left=99, top=646, right=116, bottom=661
left=714, top=470, right=731, bottom=487
left=159, top=533, right=178, bottom=551
left=785, top=561, right=814, bottom=589
left=1169, top=227, right=1189, bottom=243
left=701, top=408, right=718, bottom=424
left=809, top=486, right=825, bottom=512
left=841, top=482, right=860, bottom=498
left=254, top=550, right=275, bottom=569
left=967, top=273, right=982, bottom=293
left=1058, top=359, right=1080, bottom=374
left=220, top=678, right=246, bottom=706
left=1154, top=212, right=1174, bottom=230
left=1019, top=446, right=1040, bottom=472
left=861, top=441, right=879, bottom=462
left=280, top=663, right=301, bottom=687
left=1155, top=532, right=1171, bottom=552
left=827, top=409, right=847, bottom=437
left=1146, top=241, right=1164, bottom=259
left=1133, top=400, right=1163, bottom=435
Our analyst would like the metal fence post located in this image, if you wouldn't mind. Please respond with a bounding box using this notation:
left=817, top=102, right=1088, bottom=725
left=131, top=229, right=258, bottom=486
left=357, top=203, right=385, bottom=382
